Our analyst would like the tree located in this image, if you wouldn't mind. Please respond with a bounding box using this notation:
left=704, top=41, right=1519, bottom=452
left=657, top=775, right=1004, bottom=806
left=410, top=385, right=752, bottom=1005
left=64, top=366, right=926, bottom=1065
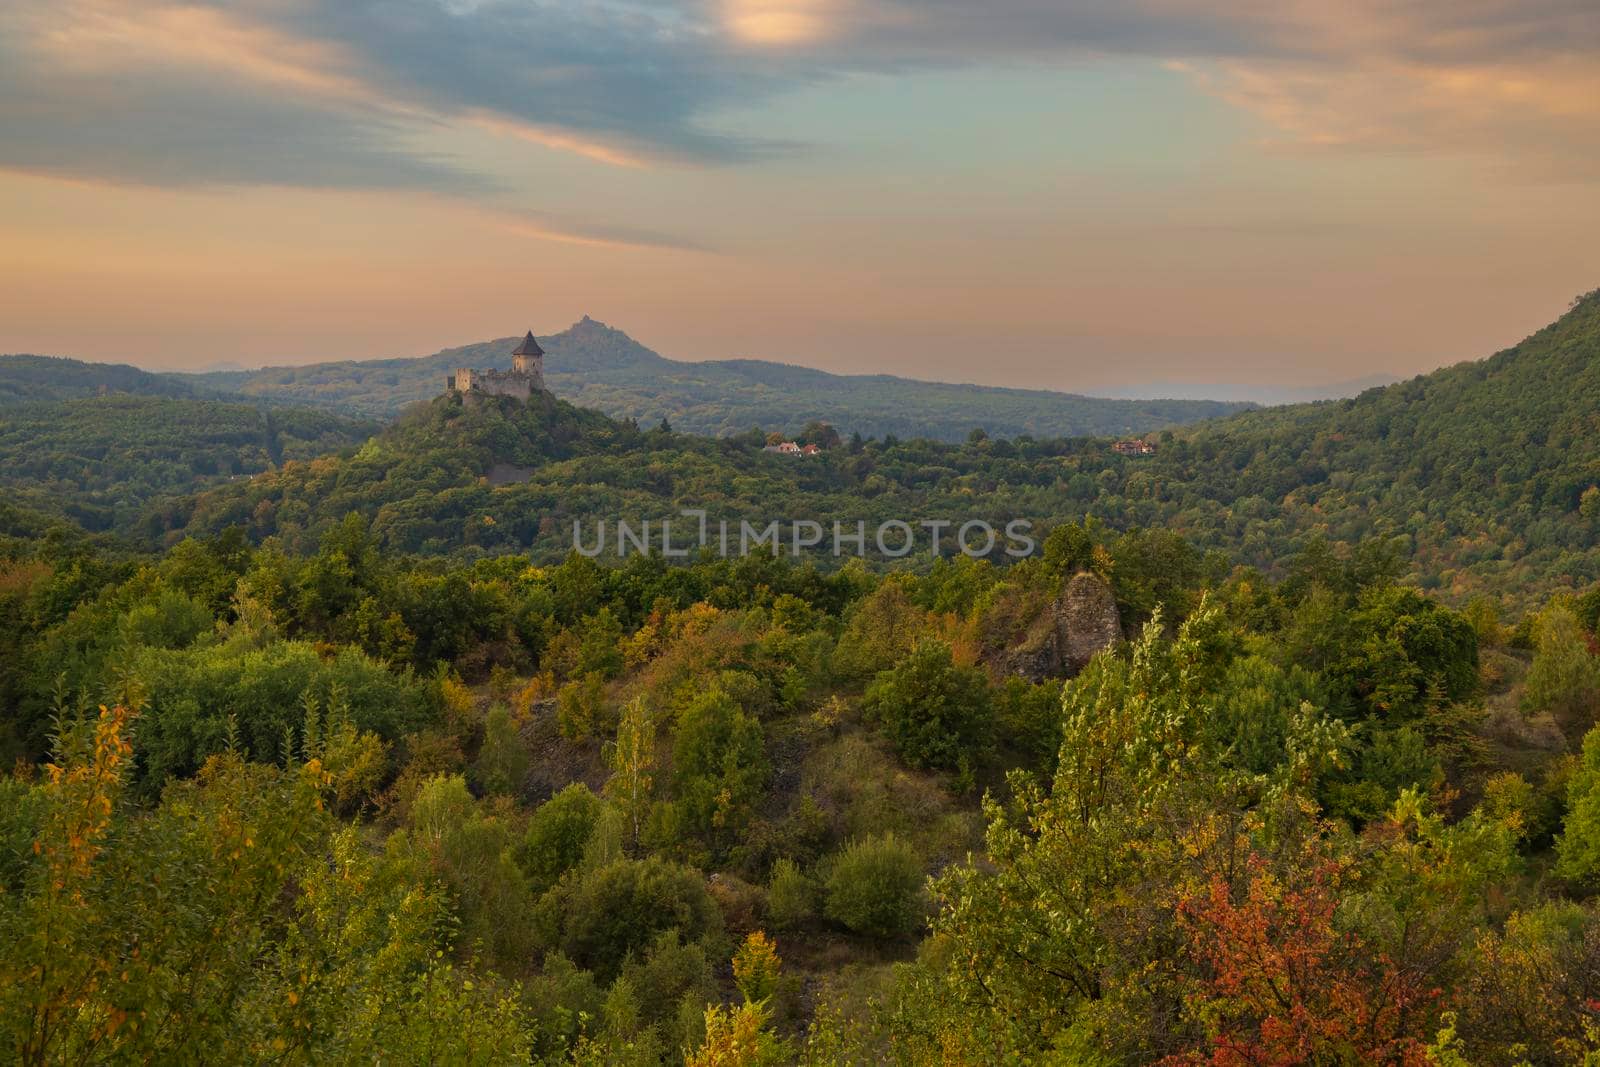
left=578, top=607, right=626, bottom=679
left=0, top=709, right=532, bottom=1063
left=1523, top=603, right=1600, bottom=725
left=861, top=639, right=990, bottom=771
left=667, top=686, right=767, bottom=851
left=800, top=421, right=842, bottom=450
left=608, top=695, right=656, bottom=852
left=733, top=931, right=781, bottom=1004
left=766, top=859, right=816, bottom=930
left=557, top=671, right=607, bottom=742
left=1167, top=852, right=1432, bottom=1066
left=519, top=782, right=602, bottom=894
left=1556, top=724, right=1600, bottom=884
left=823, top=834, right=925, bottom=938
left=403, top=775, right=534, bottom=969
left=686, top=1001, right=786, bottom=1067
left=891, top=603, right=1349, bottom=1059
left=472, top=702, right=528, bottom=796
left=555, top=857, right=723, bottom=982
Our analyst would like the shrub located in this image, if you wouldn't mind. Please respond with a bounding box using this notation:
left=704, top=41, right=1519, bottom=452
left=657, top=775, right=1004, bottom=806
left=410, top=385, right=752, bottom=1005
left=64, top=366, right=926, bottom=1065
left=557, top=671, right=607, bottom=742
left=519, top=782, right=602, bottom=893
left=472, top=703, right=528, bottom=796
left=1556, top=725, right=1600, bottom=884
left=558, top=857, right=723, bottom=981
left=823, top=834, right=925, bottom=938
left=765, top=859, right=816, bottom=930
left=1523, top=604, right=1600, bottom=726
left=670, top=686, right=767, bottom=849
left=861, top=639, right=990, bottom=771
left=733, top=931, right=781, bottom=1004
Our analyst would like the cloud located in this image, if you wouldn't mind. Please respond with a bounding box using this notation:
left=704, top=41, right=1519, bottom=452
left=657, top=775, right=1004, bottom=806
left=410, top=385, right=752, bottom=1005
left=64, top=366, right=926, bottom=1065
left=0, top=1, right=491, bottom=191
left=2, top=0, right=1597, bottom=197
left=1156, top=1, right=1600, bottom=178
left=497, top=212, right=715, bottom=253
left=723, top=0, right=843, bottom=46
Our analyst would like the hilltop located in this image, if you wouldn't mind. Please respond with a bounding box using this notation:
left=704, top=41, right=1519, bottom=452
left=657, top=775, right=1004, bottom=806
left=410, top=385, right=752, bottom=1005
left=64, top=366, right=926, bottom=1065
left=178, top=316, right=1251, bottom=441
left=160, top=289, right=1600, bottom=606
left=0, top=353, right=199, bottom=405
left=1079, top=288, right=1600, bottom=603
left=11, top=290, right=1600, bottom=607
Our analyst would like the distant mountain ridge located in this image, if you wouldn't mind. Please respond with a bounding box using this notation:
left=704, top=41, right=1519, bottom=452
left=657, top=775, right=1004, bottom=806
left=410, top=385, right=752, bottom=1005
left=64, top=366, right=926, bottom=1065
left=153, top=288, right=1600, bottom=605
left=8, top=290, right=1600, bottom=606
left=176, top=316, right=1253, bottom=442
left=1098, top=374, right=1404, bottom=405
left=0, top=353, right=198, bottom=405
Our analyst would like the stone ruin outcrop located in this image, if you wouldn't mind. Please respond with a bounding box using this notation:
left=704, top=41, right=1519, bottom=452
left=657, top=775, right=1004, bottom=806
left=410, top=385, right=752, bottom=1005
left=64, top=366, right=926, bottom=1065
left=1003, top=571, right=1123, bottom=682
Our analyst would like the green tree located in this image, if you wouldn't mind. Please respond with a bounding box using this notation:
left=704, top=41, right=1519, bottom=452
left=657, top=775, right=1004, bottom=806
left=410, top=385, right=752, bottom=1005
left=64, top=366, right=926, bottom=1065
left=823, top=834, right=925, bottom=939
left=766, top=858, right=816, bottom=930
left=472, top=703, right=528, bottom=796
left=666, top=686, right=767, bottom=850
left=520, top=782, right=602, bottom=894
left=861, top=639, right=990, bottom=771
left=1555, top=725, right=1600, bottom=884
left=554, top=857, right=723, bottom=981
left=608, top=695, right=656, bottom=852
left=1523, top=603, right=1600, bottom=724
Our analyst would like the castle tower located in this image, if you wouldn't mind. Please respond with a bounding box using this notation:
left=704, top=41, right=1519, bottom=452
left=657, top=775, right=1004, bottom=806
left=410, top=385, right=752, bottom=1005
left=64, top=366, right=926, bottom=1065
left=512, top=331, right=545, bottom=389
left=447, top=328, right=544, bottom=399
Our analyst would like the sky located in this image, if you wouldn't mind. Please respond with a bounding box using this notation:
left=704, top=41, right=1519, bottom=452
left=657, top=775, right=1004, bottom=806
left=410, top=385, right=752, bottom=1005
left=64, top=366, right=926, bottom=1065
left=2, top=0, right=1598, bottom=393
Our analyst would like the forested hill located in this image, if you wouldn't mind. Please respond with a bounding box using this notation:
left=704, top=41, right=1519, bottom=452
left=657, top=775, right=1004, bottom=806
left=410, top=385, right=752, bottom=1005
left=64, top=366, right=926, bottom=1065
left=0, top=353, right=198, bottom=404
left=178, top=315, right=1252, bottom=440
left=1113, top=288, right=1600, bottom=602
left=14, top=291, right=1600, bottom=606
left=0, top=395, right=377, bottom=538
left=157, top=289, right=1600, bottom=606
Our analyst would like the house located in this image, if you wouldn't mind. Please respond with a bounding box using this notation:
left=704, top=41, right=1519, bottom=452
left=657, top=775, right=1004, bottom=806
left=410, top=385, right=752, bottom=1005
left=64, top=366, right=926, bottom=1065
left=761, top=440, right=822, bottom=457
left=1112, top=439, right=1156, bottom=456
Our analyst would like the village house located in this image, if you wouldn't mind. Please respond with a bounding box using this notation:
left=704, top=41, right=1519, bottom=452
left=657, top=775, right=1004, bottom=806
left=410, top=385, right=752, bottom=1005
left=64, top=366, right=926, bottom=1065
left=762, top=441, right=823, bottom=456
left=1112, top=438, right=1157, bottom=456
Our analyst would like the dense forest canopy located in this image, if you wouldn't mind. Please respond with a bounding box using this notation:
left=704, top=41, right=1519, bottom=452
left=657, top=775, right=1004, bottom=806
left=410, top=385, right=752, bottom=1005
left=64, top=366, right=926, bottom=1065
left=0, top=354, right=199, bottom=405
left=4, top=292, right=1600, bottom=1063
left=0, top=395, right=376, bottom=536
left=4, top=511, right=1600, bottom=1063
left=11, top=293, right=1600, bottom=610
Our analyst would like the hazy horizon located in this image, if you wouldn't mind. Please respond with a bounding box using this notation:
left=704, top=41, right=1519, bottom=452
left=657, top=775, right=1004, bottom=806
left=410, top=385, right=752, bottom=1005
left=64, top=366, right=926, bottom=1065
left=3, top=1, right=1597, bottom=391
left=17, top=318, right=1415, bottom=404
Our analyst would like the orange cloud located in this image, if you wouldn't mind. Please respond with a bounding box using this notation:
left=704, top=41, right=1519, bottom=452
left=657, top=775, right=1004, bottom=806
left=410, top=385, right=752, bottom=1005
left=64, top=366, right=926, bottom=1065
left=1164, top=2, right=1600, bottom=174
left=29, top=1, right=377, bottom=106
left=723, top=0, right=842, bottom=46
left=464, top=112, right=651, bottom=170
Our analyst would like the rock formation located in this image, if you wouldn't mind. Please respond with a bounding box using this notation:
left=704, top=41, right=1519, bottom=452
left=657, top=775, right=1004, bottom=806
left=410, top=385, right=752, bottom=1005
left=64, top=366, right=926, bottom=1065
left=1056, top=571, right=1123, bottom=675
left=1003, top=571, right=1122, bottom=681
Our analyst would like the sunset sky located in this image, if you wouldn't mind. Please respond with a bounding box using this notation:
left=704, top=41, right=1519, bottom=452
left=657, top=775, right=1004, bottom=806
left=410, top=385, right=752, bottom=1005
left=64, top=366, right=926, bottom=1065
left=2, top=0, right=1598, bottom=392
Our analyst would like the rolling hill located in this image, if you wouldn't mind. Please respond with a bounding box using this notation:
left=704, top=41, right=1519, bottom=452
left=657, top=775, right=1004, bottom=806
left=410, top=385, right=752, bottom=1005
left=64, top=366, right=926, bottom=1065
left=159, top=289, right=1600, bottom=608
left=0, top=393, right=377, bottom=536
left=1083, top=288, right=1600, bottom=604
left=11, top=289, right=1600, bottom=609
left=179, top=316, right=1252, bottom=441
left=0, top=353, right=199, bottom=405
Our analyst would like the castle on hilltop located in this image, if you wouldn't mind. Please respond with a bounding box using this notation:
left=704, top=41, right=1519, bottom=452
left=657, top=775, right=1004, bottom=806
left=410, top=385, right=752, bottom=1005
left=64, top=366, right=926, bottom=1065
left=447, top=331, right=544, bottom=400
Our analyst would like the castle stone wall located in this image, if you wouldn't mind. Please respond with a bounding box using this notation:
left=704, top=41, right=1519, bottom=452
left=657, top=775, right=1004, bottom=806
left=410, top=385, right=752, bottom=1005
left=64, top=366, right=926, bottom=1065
left=449, top=362, right=539, bottom=400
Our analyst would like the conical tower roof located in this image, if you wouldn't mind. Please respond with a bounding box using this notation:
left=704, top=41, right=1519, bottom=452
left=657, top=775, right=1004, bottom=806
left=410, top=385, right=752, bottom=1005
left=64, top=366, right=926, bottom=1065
left=513, top=331, right=544, bottom=357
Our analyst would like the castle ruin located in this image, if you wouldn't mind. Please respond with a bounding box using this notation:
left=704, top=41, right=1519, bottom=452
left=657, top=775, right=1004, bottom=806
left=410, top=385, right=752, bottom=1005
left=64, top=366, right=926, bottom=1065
left=448, top=331, right=544, bottom=400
